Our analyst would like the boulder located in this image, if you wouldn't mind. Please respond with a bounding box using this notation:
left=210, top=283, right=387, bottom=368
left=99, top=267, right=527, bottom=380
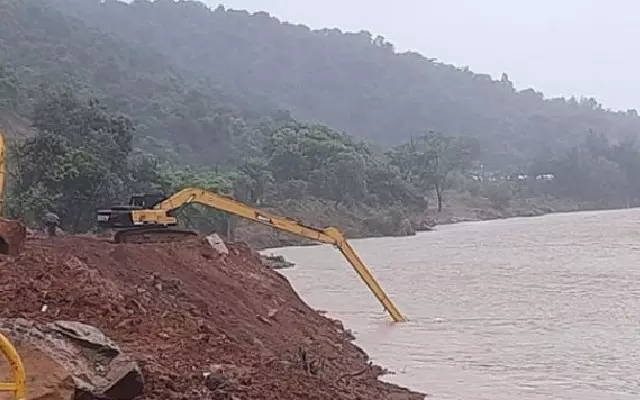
left=0, top=319, right=144, bottom=400
left=204, top=233, right=229, bottom=255
left=411, top=216, right=436, bottom=232
left=259, top=254, right=295, bottom=270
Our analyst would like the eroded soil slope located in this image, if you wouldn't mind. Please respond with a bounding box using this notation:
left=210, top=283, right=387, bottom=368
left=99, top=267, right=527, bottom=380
left=0, top=236, right=424, bottom=400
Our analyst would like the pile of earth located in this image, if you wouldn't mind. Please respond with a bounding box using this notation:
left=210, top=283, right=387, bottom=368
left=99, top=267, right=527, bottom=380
left=0, top=235, right=424, bottom=400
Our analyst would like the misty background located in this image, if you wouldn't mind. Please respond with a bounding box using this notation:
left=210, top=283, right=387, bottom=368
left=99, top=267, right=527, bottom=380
left=4, top=0, right=640, bottom=239
left=218, top=0, right=640, bottom=111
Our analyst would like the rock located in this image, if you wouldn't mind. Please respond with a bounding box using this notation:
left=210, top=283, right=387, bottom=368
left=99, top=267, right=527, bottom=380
left=259, top=254, right=295, bottom=270
left=52, top=320, right=120, bottom=353
left=99, top=362, right=145, bottom=400
left=204, top=233, right=229, bottom=255
left=0, top=318, right=144, bottom=400
left=204, top=370, right=227, bottom=391
left=362, top=213, right=416, bottom=237
left=412, top=216, right=436, bottom=231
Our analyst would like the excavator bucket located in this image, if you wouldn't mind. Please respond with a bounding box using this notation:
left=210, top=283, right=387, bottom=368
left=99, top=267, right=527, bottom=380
left=0, top=219, right=26, bottom=256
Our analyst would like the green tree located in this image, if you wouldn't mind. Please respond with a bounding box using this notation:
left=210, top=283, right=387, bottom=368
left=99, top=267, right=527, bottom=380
left=0, top=65, right=20, bottom=110
left=8, top=90, right=135, bottom=232
left=157, top=165, right=238, bottom=237
left=389, top=132, right=479, bottom=212
left=47, top=0, right=640, bottom=171
left=237, top=157, right=274, bottom=205
left=423, top=132, right=479, bottom=212
left=264, top=123, right=372, bottom=206
left=530, top=132, right=639, bottom=207
left=485, top=183, right=512, bottom=210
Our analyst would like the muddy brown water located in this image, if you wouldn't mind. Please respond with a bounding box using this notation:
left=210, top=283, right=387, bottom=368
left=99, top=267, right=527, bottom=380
left=264, top=209, right=640, bottom=399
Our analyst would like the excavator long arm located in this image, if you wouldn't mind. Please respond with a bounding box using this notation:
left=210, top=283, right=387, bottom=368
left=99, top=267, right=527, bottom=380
left=156, top=188, right=406, bottom=322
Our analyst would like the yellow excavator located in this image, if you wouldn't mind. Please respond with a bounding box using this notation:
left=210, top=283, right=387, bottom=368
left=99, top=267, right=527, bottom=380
left=0, top=333, right=26, bottom=400
left=97, top=188, right=406, bottom=322
left=0, top=129, right=27, bottom=256
left=0, top=128, right=28, bottom=400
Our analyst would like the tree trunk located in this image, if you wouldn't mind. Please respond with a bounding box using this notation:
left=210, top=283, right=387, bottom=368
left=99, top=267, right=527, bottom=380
left=72, top=207, right=84, bottom=233
left=226, top=215, right=236, bottom=241
left=435, top=184, right=443, bottom=212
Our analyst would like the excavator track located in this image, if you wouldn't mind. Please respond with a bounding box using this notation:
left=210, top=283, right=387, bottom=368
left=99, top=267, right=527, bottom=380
left=114, top=227, right=198, bottom=244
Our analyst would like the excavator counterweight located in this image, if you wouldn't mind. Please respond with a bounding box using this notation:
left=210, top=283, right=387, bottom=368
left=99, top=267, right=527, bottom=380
left=97, top=188, right=407, bottom=322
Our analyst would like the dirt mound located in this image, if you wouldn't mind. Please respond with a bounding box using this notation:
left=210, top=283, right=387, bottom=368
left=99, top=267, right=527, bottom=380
left=0, top=236, right=424, bottom=400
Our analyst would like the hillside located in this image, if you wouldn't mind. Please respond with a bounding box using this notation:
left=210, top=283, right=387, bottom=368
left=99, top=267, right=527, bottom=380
left=49, top=0, right=640, bottom=169
left=0, top=0, right=283, bottom=166
left=3, top=0, right=640, bottom=243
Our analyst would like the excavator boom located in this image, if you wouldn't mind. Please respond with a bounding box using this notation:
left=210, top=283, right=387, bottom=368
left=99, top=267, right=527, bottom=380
left=156, top=188, right=343, bottom=244
left=98, top=188, right=406, bottom=322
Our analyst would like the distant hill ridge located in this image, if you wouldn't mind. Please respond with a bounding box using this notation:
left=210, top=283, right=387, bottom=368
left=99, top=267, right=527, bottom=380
left=2, top=0, right=640, bottom=169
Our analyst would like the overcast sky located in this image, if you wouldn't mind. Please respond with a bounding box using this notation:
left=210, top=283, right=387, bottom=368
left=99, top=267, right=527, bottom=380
left=204, top=0, right=639, bottom=111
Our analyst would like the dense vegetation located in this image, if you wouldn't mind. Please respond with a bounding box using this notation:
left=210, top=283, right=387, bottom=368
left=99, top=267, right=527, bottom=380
left=1, top=0, right=640, bottom=244
left=0, top=0, right=280, bottom=166
left=4, top=87, right=473, bottom=238
left=50, top=0, right=640, bottom=170
left=530, top=133, right=640, bottom=208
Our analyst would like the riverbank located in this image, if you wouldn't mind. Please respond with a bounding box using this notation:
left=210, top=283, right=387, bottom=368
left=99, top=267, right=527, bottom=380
left=425, top=194, right=605, bottom=226
left=235, top=193, right=605, bottom=250
left=0, top=235, right=426, bottom=400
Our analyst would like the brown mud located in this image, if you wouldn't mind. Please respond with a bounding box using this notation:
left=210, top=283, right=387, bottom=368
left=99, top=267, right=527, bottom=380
left=0, top=236, right=424, bottom=400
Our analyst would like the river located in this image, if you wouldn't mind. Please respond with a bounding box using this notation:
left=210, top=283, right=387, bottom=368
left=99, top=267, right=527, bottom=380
left=263, top=209, right=640, bottom=400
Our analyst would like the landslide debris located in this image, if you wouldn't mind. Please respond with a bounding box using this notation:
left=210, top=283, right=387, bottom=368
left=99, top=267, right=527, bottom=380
left=0, top=236, right=424, bottom=400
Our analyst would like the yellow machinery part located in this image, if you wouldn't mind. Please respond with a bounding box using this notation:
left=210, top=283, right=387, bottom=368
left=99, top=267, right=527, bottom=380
left=145, top=188, right=407, bottom=322
left=0, top=129, right=27, bottom=256
left=324, top=227, right=406, bottom=322
left=0, top=333, right=26, bottom=400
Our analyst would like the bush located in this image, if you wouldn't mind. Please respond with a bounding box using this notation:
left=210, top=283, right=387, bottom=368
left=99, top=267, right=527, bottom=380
left=484, top=183, right=512, bottom=210
left=276, top=180, right=308, bottom=200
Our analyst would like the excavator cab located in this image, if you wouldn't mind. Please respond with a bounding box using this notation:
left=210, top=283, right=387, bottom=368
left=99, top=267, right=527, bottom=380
left=128, top=193, right=166, bottom=209
left=97, top=193, right=170, bottom=229
left=97, top=192, right=195, bottom=244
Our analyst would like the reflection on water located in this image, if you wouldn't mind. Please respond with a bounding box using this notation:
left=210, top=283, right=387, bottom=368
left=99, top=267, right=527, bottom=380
left=264, top=209, right=640, bottom=399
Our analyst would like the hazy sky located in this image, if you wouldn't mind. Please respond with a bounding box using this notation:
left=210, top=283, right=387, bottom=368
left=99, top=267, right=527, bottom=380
left=206, top=0, right=639, bottom=111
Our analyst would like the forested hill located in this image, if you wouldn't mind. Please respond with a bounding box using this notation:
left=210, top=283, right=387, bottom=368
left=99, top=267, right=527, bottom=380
left=0, top=0, right=286, bottom=166
left=49, top=0, right=640, bottom=169
left=3, top=0, right=640, bottom=240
